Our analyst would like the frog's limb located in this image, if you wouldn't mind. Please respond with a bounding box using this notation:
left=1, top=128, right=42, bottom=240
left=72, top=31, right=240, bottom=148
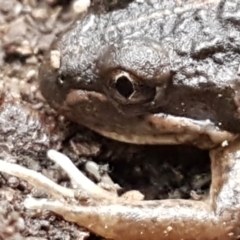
left=0, top=160, right=74, bottom=199
left=25, top=198, right=218, bottom=240
left=27, top=142, right=240, bottom=239
left=1, top=142, right=240, bottom=240
left=0, top=150, right=115, bottom=200
left=27, top=141, right=240, bottom=239
left=47, top=150, right=117, bottom=198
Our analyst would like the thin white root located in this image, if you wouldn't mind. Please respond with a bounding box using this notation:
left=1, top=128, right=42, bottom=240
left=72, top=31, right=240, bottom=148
left=0, top=160, right=74, bottom=199
left=24, top=197, right=78, bottom=214
left=24, top=196, right=83, bottom=218
left=24, top=197, right=52, bottom=209
left=47, top=150, right=117, bottom=198
left=24, top=197, right=82, bottom=222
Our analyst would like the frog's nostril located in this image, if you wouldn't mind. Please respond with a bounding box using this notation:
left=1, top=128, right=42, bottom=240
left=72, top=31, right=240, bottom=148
left=57, top=73, right=66, bottom=86
left=115, top=75, right=134, bottom=99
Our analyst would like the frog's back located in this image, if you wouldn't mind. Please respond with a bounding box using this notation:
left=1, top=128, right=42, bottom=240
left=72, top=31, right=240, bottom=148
left=59, top=0, right=223, bottom=84
left=69, top=0, right=221, bottom=48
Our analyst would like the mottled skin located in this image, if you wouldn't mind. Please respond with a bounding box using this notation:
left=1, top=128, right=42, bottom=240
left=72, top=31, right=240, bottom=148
left=39, top=0, right=240, bottom=239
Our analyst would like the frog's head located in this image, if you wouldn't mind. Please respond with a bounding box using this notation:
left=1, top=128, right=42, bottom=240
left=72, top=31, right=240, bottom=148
left=39, top=14, right=236, bottom=149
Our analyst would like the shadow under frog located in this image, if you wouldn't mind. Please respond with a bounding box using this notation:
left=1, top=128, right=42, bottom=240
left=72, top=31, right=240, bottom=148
left=14, top=0, right=240, bottom=239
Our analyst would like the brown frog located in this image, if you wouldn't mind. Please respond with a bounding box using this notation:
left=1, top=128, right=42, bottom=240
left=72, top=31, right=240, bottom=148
left=2, top=0, right=240, bottom=239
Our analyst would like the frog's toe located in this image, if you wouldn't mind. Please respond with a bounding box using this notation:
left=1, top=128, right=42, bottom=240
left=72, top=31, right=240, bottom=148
left=47, top=150, right=118, bottom=199
left=0, top=159, right=75, bottom=199
left=0, top=150, right=118, bottom=201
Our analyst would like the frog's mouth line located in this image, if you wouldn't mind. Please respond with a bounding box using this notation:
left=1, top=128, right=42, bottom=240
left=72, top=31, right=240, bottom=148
left=63, top=90, right=236, bottom=150
left=89, top=114, right=236, bottom=150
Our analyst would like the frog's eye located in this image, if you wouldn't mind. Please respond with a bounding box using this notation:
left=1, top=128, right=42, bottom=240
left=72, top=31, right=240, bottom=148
left=108, top=70, right=156, bottom=105
left=114, top=72, right=134, bottom=99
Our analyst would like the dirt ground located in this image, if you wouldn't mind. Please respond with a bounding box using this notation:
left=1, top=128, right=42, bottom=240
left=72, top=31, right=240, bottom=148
left=0, top=0, right=211, bottom=239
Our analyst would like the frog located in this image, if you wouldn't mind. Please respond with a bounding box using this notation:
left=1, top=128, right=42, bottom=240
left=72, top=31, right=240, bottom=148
left=2, top=0, right=240, bottom=239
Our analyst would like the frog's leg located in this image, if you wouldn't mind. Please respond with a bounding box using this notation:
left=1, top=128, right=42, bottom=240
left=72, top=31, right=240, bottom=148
left=0, top=150, right=117, bottom=200
left=1, top=141, right=240, bottom=240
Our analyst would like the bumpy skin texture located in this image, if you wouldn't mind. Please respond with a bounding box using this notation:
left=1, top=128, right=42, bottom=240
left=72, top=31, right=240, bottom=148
left=38, top=0, right=240, bottom=239
left=40, top=0, right=240, bottom=147
left=0, top=95, right=52, bottom=154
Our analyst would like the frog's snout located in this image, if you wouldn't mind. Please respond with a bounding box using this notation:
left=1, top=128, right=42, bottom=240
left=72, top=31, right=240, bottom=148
left=38, top=50, right=67, bottom=107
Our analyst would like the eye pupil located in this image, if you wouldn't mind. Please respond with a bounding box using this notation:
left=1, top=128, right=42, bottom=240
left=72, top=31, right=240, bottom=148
left=115, top=76, right=134, bottom=99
